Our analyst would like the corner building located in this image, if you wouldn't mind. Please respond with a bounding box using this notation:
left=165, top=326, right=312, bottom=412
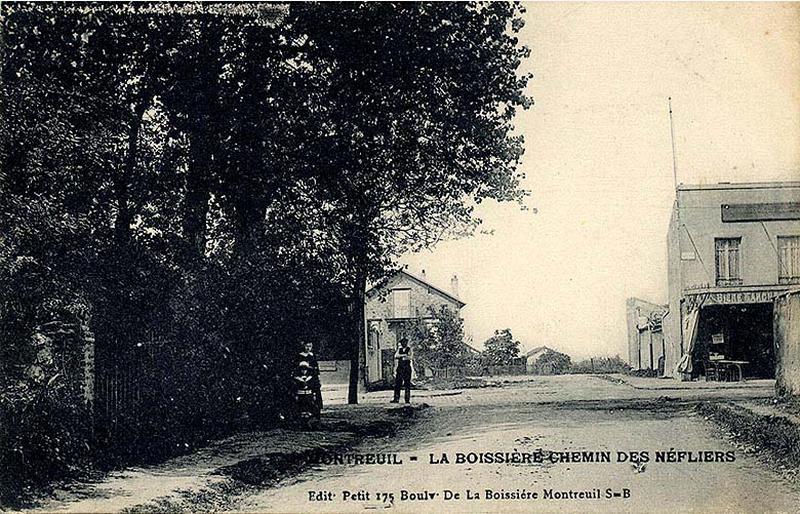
left=664, top=182, right=800, bottom=379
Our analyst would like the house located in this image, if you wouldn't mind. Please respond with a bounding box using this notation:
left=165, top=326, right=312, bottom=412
left=664, top=181, right=800, bottom=379
left=464, top=342, right=483, bottom=357
left=626, top=298, right=668, bottom=372
left=525, top=346, right=571, bottom=375
left=524, top=346, right=552, bottom=370
left=364, top=270, right=465, bottom=386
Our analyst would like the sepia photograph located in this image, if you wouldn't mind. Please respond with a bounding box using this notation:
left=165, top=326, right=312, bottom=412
left=1, top=1, right=799, bottom=512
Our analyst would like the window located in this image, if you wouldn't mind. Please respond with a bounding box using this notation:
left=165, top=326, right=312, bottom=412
left=391, top=289, right=411, bottom=318
left=715, top=238, right=741, bottom=286
left=778, top=236, right=800, bottom=284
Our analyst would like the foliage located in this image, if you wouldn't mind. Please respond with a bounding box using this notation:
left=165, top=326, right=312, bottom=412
left=0, top=263, right=93, bottom=506
left=0, top=1, right=531, bottom=496
left=291, top=2, right=532, bottom=400
left=0, top=380, right=93, bottom=507
left=405, top=306, right=470, bottom=374
left=569, top=355, right=631, bottom=374
left=482, top=329, right=522, bottom=366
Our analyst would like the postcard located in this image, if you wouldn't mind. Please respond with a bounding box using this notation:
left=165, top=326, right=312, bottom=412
left=1, top=2, right=799, bottom=513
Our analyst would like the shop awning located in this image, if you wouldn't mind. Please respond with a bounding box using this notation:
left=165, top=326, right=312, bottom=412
left=684, top=284, right=790, bottom=306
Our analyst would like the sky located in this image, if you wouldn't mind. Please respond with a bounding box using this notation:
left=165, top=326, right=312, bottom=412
left=401, top=2, right=800, bottom=360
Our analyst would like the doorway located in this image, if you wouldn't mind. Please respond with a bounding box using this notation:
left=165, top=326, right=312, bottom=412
left=694, top=303, right=774, bottom=379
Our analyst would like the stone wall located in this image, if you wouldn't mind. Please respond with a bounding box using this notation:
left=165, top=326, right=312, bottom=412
left=318, top=360, right=350, bottom=384
left=775, top=289, right=800, bottom=398
left=35, top=316, right=96, bottom=411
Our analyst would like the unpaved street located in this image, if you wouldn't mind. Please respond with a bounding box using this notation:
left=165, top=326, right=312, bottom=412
left=28, top=375, right=798, bottom=513
left=240, top=376, right=799, bottom=513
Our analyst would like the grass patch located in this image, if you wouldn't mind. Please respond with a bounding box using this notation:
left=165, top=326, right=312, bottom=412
left=120, top=404, right=428, bottom=513
left=697, top=401, right=800, bottom=470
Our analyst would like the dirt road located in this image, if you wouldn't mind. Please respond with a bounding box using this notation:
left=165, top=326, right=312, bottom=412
left=28, top=375, right=798, bottom=513
left=240, top=376, right=799, bottom=513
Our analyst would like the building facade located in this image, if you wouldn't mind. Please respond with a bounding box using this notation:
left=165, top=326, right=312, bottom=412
left=364, top=270, right=465, bottom=386
left=664, top=181, right=800, bottom=379
left=626, top=298, right=668, bottom=372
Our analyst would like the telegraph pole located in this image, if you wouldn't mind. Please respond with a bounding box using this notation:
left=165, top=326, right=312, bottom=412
left=669, top=97, right=678, bottom=193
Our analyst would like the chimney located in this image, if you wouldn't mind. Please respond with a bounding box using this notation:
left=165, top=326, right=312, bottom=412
left=421, top=269, right=427, bottom=281
left=451, top=275, right=459, bottom=298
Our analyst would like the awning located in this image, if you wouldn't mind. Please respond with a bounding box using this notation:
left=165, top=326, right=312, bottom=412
left=674, top=305, right=701, bottom=378
left=684, top=285, right=789, bottom=306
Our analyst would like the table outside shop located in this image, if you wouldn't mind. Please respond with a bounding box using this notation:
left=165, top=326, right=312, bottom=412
left=716, top=359, right=749, bottom=382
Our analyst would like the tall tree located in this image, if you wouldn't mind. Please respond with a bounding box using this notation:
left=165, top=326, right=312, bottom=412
left=482, top=329, right=522, bottom=366
left=294, top=2, right=532, bottom=402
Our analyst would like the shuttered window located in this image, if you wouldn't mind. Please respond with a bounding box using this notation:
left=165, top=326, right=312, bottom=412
left=778, top=236, right=800, bottom=284
left=715, top=238, right=741, bottom=286
left=391, top=289, right=411, bottom=318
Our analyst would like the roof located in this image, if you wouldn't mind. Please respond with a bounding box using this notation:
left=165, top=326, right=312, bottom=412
left=366, top=270, right=465, bottom=308
left=464, top=342, right=482, bottom=355
left=525, top=345, right=553, bottom=357
left=677, top=181, right=800, bottom=192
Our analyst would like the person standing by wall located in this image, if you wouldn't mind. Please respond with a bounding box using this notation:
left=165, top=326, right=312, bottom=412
left=391, top=337, right=413, bottom=404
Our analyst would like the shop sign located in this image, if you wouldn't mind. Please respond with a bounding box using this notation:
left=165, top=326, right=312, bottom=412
left=705, top=290, right=781, bottom=305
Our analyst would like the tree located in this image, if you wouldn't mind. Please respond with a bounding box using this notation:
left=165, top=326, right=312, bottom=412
left=482, top=329, right=522, bottom=366
left=293, top=2, right=532, bottom=403
left=531, top=349, right=572, bottom=375
left=407, top=306, right=469, bottom=374
left=0, top=2, right=534, bottom=490
left=0, top=4, right=344, bottom=488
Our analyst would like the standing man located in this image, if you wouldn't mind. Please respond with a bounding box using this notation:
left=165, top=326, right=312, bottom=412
left=391, top=337, right=413, bottom=404
left=295, top=340, right=323, bottom=416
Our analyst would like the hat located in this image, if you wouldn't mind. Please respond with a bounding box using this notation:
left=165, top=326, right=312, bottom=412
left=298, top=361, right=311, bottom=369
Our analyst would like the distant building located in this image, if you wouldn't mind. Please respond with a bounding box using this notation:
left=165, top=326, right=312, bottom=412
left=664, top=181, right=800, bottom=379
left=524, top=346, right=552, bottom=369
left=525, top=346, right=570, bottom=375
left=364, top=270, right=465, bottom=386
left=626, top=298, right=667, bottom=372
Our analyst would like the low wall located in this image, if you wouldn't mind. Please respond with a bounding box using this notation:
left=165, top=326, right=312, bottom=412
left=319, top=360, right=350, bottom=384
left=775, top=289, right=800, bottom=397
left=470, top=365, right=526, bottom=377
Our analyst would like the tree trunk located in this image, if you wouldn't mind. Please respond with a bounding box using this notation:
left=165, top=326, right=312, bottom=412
left=114, top=104, right=146, bottom=247
left=182, top=19, right=221, bottom=262
left=183, top=131, right=212, bottom=260
left=232, top=189, right=267, bottom=256
left=348, top=270, right=368, bottom=404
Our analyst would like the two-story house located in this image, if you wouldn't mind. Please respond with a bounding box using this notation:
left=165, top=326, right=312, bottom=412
left=364, top=270, right=465, bottom=386
left=664, top=181, right=800, bottom=379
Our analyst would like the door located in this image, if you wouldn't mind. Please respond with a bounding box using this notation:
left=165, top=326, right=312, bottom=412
left=367, top=324, right=381, bottom=382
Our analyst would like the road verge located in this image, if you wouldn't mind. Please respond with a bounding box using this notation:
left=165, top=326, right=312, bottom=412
left=697, top=400, right=800, bottom=476
left=22, top=404, right=427, bottom=513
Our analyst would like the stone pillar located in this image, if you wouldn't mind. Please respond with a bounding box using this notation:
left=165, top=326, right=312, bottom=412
left=80, top=321, right=96, bottom=412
